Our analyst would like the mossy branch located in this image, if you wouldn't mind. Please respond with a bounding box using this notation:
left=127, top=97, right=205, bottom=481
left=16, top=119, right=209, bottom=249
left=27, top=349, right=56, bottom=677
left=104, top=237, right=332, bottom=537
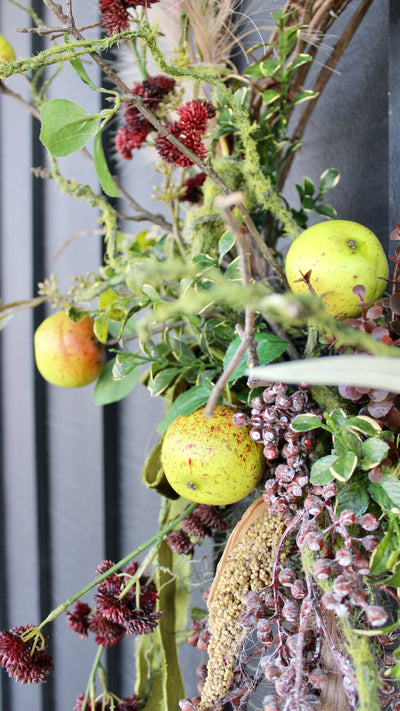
left=49, top=157, right=120, bottom=270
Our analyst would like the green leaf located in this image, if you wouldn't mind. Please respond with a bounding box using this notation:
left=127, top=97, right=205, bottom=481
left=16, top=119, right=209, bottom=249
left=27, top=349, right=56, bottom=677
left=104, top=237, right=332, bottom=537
left=112, top=352, right=141, bottom=379
left=329, top=451, right=358, bottom=482
left=386, top=663, right=400, bottom=679
left=94, top=359, right=140, bottom=405
left=381, top=565, right=400, bottom=587
left=93, top=131, right=119, bottom=197
left=310, top=455, right=338, bottom=485
left=328, top=408, right=347, bottom=431
left=40, top=98, right=99, bottom=156
left=315, top=204, right=337, bottom=218
left=224, top=333, right=288, bottom=382
left=303, top=177, right=314, bottom=196
left=149, top=368, right=180, bottom=398
left=346, top=416, right=382, bottom=437
left=218, top=231, right=235, bottom=262
left=93, top=311, right=109, bottom=343
left=156, top=385, right=212, bottom=434
left=262, top=89, right=281, bottom=106
left=319, top=168, right=340, bottom=194
left=243, top=59, right=280, bottom=77
left=370, top=527, right=400, bottom=575
left=287, top=53, right=312, bottom=73
left=302, top=196, right=316, bottom=210
left=335, top=479, right=370, bottom=518
left=291, top=414, right=323, bottom=432
left=249, top=355, right=400, bottom=393
left=224, top=256, right=241, bottom=280
left=294, top=89, right=319, bottom=105
left=69, top=53, right=99, bottom=92
left=141, top=283, right=161, bottom=301
left=360, top=437, right=389, bottom=470
left=369, top=474, right=400, bottom=513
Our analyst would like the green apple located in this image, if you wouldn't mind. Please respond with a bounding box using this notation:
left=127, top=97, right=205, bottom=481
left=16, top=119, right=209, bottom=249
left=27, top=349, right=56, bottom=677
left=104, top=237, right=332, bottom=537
left=161, top=404, right=264, bottom=505
left=34, top=311, right=105, bottom=387
left=0, top=34, right=15, bottom=62
left=285, top=220, right=389, bottom=318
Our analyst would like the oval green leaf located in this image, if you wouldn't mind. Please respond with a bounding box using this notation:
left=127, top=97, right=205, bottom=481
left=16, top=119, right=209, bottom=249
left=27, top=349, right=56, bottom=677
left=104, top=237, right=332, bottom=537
left=40, top=98, right=99, bottom=156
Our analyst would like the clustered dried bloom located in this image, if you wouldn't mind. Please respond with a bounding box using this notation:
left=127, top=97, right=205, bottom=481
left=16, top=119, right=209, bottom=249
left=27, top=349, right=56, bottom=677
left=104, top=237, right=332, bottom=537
left=66, top=601, right=91, bottom=638
left=99, top=0, right=160, bottom=36
left=115, top=75, right=176, bottom=159
left=155, top=100, right=215, bottom=167
left=0, top=625, right=54, bottom=684
left=179, top=173, right=207, bottom=203
left=167, top=503, right=228, bottom=557
left=74, top=692, right=139, bottom=710
left=67, top=559, right=162, bottom=649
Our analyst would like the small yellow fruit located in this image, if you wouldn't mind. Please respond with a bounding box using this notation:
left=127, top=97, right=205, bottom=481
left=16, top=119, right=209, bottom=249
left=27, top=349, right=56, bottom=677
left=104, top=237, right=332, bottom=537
left=34, top=311, right=105, bottom=388
left=285, top=220, right=389, bottom=318
left=161, top=404, right=264, bottom=505
left=0, top=34, right=15, bottom=62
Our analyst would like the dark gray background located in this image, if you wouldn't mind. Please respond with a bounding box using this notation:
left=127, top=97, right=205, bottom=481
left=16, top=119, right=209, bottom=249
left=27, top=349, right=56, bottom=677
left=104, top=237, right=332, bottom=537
left=0, top=1, right=396, bottom=709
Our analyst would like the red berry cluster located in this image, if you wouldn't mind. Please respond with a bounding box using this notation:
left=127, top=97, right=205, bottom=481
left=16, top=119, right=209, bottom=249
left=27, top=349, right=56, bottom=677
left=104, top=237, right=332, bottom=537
left=100, top=0, right=160, bottom=36
left=115, top=75, right=176, bottom=159
left=233, top=383, right=322, bottom=516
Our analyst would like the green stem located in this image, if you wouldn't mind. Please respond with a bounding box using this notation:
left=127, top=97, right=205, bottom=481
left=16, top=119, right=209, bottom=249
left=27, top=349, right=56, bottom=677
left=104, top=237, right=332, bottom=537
left=128, top=38, right=147, bottom=80
left=37, top=502, right=196, bottom=630
left=81, top=645, right=104, bottom=711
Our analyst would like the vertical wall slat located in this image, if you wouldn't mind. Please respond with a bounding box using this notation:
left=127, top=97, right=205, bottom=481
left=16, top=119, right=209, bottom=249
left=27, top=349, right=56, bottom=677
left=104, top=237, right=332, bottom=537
left=31, top=5, right=53, bottom=708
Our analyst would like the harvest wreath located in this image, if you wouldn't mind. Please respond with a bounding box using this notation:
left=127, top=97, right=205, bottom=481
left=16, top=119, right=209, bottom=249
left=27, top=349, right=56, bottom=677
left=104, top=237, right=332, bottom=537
left=0, top=1, right=399, bottom=710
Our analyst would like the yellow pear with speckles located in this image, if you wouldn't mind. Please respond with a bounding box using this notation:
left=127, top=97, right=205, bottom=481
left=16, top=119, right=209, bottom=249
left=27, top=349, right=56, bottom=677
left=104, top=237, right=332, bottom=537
left=161, top=404, right=264, bottom=505
left=285, top=220, right=389, bottom=318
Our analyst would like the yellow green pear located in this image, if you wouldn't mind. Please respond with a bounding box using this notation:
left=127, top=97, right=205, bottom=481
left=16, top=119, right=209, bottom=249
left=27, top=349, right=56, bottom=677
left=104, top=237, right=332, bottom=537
left=34, top=311, right=105, bottom=388
left=0, top=34, right=15, bottom=62
left=285, top=220, right=389, bottom=318
left=161, top=404, right=264, bottom=505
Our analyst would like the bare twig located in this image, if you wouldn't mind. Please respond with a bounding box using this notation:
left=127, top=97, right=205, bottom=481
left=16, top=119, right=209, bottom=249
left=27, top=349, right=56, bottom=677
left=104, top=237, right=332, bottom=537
left=113, top=177, right=173, bottom=232
left=0, top=82, right=41, bottom=120
left=51, top=229, right=106, bottom=261
left=279, top=0, right=375, bottom=189
left=204, top=192, right=259, bottom=417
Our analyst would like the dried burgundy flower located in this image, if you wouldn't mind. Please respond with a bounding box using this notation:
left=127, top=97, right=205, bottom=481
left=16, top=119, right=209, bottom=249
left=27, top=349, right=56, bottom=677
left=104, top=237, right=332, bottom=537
left=95, top=560, right=162, bottom=636
left=116, top=696, right=139, bottom=711
left=179, top=173, right=207, bottom=203
left=0, top=625, right=54, bottom=684
left=88, top=611, right=125, bottom=647
left=67, top=601, right=91, bottom=638
left=115, top=125, right=150, bottom=159
left=155, top=121, right=207, bottom=167
left=167, top=529, right=195, bottom=556
left=176, top=100, right=215, bottom=133
left=182, top=512, right=211, bottom=538
left=100, top=0, right=130, bottom=35
left=100, top=0, right=160, bottom=36
left=74, top=693, right=104, bottom=711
